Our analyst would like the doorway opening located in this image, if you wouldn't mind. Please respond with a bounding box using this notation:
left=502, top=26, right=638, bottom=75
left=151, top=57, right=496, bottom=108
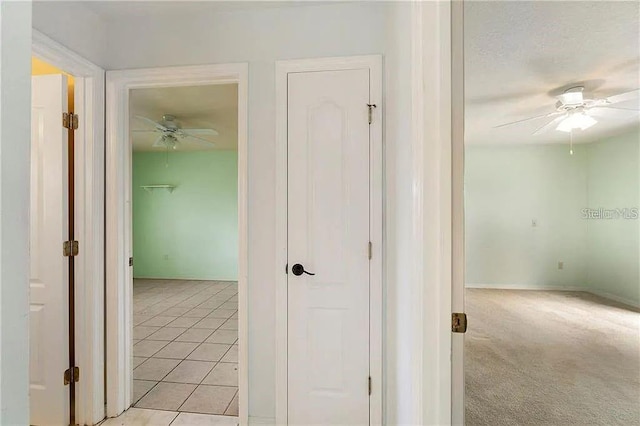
left=129, top=84, right=240, bottom=417
left=105, top=63, right=248, bottom=423
left=460, top=2, right=640, bottom=425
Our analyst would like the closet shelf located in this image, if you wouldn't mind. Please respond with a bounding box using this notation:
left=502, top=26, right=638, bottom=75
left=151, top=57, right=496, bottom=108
left=141, top=185, right=176, bottom=193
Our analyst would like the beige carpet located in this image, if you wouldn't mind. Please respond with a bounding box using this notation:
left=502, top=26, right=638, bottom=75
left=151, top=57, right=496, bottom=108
left=465, top=289, right=640, bottom=426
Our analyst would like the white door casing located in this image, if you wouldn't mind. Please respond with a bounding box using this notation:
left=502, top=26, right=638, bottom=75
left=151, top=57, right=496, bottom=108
left=29, top=74, right=69, bottom=426
left=105, top=64, right=249, bottom=423
left=287, top=69, right=371, bottom=425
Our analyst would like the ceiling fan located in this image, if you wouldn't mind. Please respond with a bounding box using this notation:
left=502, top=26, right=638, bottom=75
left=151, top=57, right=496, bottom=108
left=495, top=86, right=640, bottom=135
left=132, top=114, right=218, bottom=149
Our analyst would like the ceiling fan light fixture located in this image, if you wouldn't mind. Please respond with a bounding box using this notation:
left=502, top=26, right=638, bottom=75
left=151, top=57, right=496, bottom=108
left=556, top=112, right=597, bottom=133
left=558, top=86, right=585, bottom=106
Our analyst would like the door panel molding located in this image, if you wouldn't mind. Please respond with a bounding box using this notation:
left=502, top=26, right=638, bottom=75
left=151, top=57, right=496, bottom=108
left=275, top=55, right=383, bottom=425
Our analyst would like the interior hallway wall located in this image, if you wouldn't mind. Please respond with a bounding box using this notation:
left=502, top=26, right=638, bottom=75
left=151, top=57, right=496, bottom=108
left=32, top=1, right=108, bottom=68
left=383, top=2, right=417, bottom=423
left=0, top=2, right=32, bottom=423
left=132, top=151, right=239, bottom=281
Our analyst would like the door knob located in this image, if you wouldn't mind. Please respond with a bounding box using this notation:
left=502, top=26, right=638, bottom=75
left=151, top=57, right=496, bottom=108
left=291, top=263, right=315, bottom=276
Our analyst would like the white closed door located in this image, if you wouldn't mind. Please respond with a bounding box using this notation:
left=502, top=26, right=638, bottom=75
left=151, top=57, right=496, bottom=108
left=30, top=74, right=70, bottom=426
left=287, top=69, right=371, bottom=425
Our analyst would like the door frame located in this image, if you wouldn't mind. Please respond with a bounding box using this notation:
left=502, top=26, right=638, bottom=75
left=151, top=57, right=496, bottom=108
left=450, top=2, right=465, bottom=424
left=274, top=55, right=383, bottom=425
left=31, top=29, right=106, bottom=425
left=405, top=1, right=460, bottom=423
left=105, top=63, right=249, bottom=424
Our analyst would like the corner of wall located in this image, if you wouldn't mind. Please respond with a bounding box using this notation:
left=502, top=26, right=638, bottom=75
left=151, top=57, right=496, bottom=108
left=583, top=130, right=640, bottom=307
left=32, top=1, right=109, bottom=68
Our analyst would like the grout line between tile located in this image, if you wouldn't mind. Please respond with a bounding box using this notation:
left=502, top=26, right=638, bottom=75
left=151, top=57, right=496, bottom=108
left=133, top=279, right=238, bottom=413
left=223, top=388, right=240, bottom=416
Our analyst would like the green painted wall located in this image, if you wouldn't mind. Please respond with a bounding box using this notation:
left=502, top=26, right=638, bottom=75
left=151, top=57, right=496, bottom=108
left=585, top=130, right=640, bottom=305
left=465, top=144, right=589, bottom=288
left=132, top=150, right=238, bottom=280
left=465, top=129, right=640, bottom=306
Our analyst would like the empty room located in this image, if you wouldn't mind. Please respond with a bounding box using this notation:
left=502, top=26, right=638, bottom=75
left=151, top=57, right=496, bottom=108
left=463, top=2, right=640, bottom=425
left=130, top=84, right=240, bottom=417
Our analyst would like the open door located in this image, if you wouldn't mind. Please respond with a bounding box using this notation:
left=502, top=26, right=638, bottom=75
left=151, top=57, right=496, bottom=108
left=29, top=74, right=70, bottom=425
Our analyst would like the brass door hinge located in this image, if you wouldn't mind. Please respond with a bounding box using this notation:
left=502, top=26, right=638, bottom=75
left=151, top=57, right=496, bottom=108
left=63, top=240, right=79, bottom=257
left=368, top=376, right=372, bottom=395
left=64, top=366, right=79, bottom=385
left=368, top=241, right=372, bottom=260
left=367, top=104, right=377, bottom=124
left=62, top=112, right=79, bottom=130
left=452, top=312, right=467, bottom=333
left=129, top=257, right=134, bottom=267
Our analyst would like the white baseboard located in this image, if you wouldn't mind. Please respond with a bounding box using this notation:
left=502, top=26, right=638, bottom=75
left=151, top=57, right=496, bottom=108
left=466, top=283, right=640, bottom=308
left=133, top=276, right=238, bottom=282
left=466, top=283, right=584, bottom=291
left=587, top=289, right=640, bottom=309
left=249, top=416, right=275, bottom=425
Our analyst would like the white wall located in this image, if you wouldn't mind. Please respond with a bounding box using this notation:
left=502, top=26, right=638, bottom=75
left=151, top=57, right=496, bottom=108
left=465, top=131, right=640, bottom=307
left=382, top=3, right=415, bottom=424
left=32, top=1, right=108, bottom=68
left=586, top=130, right=640, bottom=305
left=0, top=2, right=32, bottom=423
left=465, top=144, right=589, bottom=289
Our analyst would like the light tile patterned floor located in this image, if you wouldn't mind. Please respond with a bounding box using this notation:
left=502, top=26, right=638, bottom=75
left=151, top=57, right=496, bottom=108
left=132, top=279, right=238, bottom=416
left=100, top=408, right=238, bottom=425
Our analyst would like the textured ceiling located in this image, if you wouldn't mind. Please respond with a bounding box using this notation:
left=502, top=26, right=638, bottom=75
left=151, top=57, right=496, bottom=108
left=130, top=84, right=238, bottom=152
left=465, top=1, right=640, bottom=145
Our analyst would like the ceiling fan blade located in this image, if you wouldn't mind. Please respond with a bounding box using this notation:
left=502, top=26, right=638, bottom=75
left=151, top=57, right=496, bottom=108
left=605, top=89, right=640, bottom=105
left=151, top=135, right=165, bottom=147
left=598, top=105, right=640, bottom=112
left=587, top=106, right=640, bottom=122
left=586, top=107, right=620, bottom=119
left=182, top=128, right=219, bottom=136
left=533, top=115, right=566, bottom=135
left=494, top=111, right=562, bottom=129
left=177, top=132, right=216, bottom=146
left=131, top=129, right=159, bottom=133
left=134, top=115, right=169, bottom=131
